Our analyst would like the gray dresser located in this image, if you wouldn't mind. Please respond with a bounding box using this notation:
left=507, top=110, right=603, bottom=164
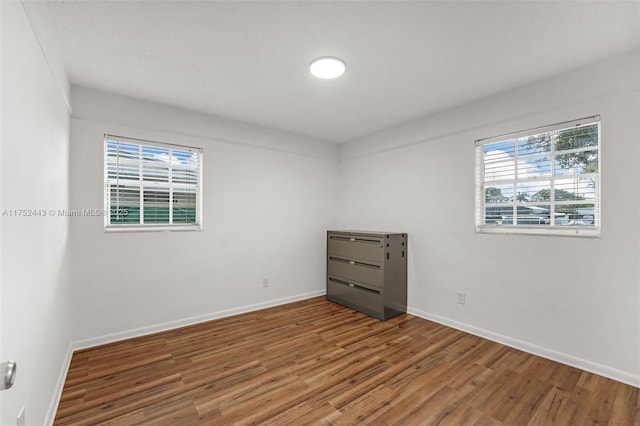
left=326, top=230, right=407, bottom=320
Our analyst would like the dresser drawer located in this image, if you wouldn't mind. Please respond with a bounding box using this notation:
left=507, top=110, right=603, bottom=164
left=327, top=233, right=384, bottom=261
left=327, top=276, right=383, bottom=316
left=328, top=255, right=383, bottom=286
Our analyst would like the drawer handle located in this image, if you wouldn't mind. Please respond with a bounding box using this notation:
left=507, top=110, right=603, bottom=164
left=329, top=277, right=350, bottom=286
left=329, top=277, right=381, bottom=295
left=357, top=285, right=381, bottom=295
left=329, top=236, right=382, bottom=244
left=329, top=256, right=380, bottom=270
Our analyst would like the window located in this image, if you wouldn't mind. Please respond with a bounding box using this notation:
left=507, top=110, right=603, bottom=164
left=475, top=116, right=600, bottom=237
left=104, top=135, right=202, bottom=231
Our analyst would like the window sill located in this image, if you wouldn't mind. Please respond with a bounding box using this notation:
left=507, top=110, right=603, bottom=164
left=105, top=224, right=202, bottom=233
left=476, top=225, right=600, bottom=238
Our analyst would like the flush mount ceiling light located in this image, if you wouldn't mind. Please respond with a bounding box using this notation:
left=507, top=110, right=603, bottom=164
left=309, top=57, right=346, bottom=79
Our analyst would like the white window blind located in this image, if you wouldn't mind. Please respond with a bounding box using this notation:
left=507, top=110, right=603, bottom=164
left=104, top=135, right=202, bottom=231
left=475, top=116, right=600, bottom=237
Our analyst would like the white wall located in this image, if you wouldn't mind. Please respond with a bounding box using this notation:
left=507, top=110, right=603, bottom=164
left=69, top=87, right=339, bottom=344
left=1, top=1, right=72, bottom=425
left=338, top=50, right=640, bottom=386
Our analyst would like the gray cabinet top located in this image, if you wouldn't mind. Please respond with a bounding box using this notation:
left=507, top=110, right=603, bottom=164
left=328, top=230, right=405, bottom=237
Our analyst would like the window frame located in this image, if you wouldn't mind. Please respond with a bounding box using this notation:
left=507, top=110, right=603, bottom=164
left=103, top=134, right=203, bottom=232
left=475, top=116, right=601, bottom=237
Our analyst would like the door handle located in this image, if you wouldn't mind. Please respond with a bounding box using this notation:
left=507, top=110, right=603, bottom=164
left=0, top=361, right=16, bottom=390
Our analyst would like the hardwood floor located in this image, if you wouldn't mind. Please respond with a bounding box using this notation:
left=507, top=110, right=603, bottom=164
left=54, top=297, right=639, bottom=425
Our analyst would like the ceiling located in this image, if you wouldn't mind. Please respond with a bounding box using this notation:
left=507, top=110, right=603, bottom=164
left=43, top=1, right=640, bottom=144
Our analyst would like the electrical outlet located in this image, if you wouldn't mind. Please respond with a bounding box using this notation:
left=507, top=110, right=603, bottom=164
left=17, top=407, right=25, bottom=426
left=456, top=291, right=466, bottom=305
left=262, top=278, right=269, bottom=288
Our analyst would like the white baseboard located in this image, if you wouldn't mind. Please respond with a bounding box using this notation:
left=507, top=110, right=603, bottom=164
left=44, top=343, right=75, bottom=426
left=46, top=290, right=325, bottom=425
left=407, top=306, right=640, bottom=389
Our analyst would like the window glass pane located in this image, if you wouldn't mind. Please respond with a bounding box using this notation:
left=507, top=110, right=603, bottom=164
left=484, top=159, right=514, bottom=182
left=513, top=214, right=546, bottom=226
left=519, top=204, right=550, bottom=216
left=499, top=205, right=550, bottom=226
left=518, top=134, right=551, bottom=156
left=556, top=124, right=599, bottom=151
left=555, top=149, right=598, bottom=175
left=575, top=208, right=596, bottom=226
left=485, top=205, right=513, bottom=224
left=172, top=150, right=198, bottom=185
left=107, top=141, right=140, bottom=181
left=117, top=160, right=140, bottom=181
left=173, top=149, right=197, bottom=166
left=173, top=189, right=197, bottom=224
left=554, top=178, right=596, bottom=201
left=106, top=141, right=138, bottom=159
left=484, top=140, right=515, bottom=160
left=107, top=158, right=139, bottom=181
left=142, top=146, right=169, bottom=161
left=143, top=188, right=170, bottom=223
left=553, top=206, right=596, bottom=227
left=484, top=184, right=513, bottom=204
left=142, top=146, right=170, bottom=183
left=516, top=181, right=551, bottom=202
left=109, top=184, right=140, bottom=224
left=483, top=140, right=517, bottom=183
left=518, top=156, right=551, bottom=178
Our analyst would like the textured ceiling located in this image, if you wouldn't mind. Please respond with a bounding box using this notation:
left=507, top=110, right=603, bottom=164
left=44, top=1, right=640, bottom=143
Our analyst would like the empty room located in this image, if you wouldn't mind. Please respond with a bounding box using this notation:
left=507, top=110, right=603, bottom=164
left=1, top=0, right=639, bottom=424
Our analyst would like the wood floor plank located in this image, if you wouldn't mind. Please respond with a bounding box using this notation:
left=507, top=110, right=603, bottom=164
left=526, top=385, right=570, bottom=425
left=608, top=381, right=639, bottom=425
left=54, top=296, right=639, bottom=425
